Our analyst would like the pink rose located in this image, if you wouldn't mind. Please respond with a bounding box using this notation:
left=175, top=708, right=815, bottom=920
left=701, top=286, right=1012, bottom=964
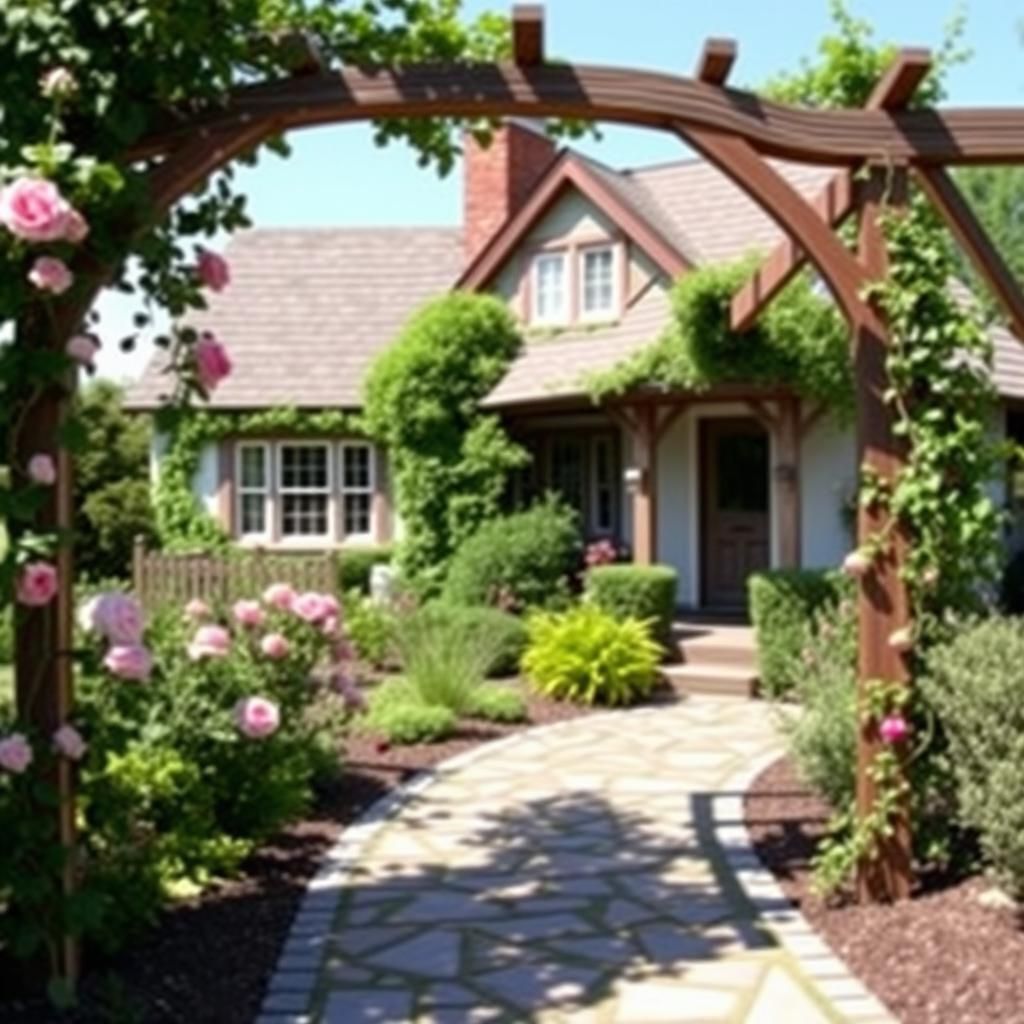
left=28, top=453, right=56, bottom=485
left=53, top=724, right=87, bottom=761
left=233, top=696, right=280, bottom=740
left=188, top=624, right=231, bottom=660
left=197, top=249, right=230, bottom=292
left=879, top=715, right=910, bottom=745
left=263, top=582, right=296, bottom=610
left=16, top=562, right=58, bottom=607
left=66, top=334, right=98, bottom=370
left=104, top=644, right=153, bottom=681
left=0, top=177, right=73, bottom=242
left=88, top=592, right=144, bottom=645
left=260, top=633, right=290, bottom=660
left=184, top=597, right=211, bottom=621
left=194, top=331, right=232, bottom=392
left=40, top=67, right=77, bottom=98
left=292, top=591, right=330, bottom=624
left=0, top=733, right=33, bottom=774
left=64, top=208, right=88, bottom=244
left=321, top=615, right=339, bottom=636
left=842, top=550, right=871, bottom=578
left=28, top=256, right=73, bottom=295
left=233, top=599, right=265, bottom=628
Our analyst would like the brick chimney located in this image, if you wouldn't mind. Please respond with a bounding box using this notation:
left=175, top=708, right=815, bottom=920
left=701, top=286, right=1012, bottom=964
left=463, top=120, right=557, bottom=265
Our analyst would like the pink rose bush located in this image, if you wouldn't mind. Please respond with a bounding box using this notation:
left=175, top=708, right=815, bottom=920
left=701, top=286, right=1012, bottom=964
left=263, top=582, right=296, bottom=610
left=0, top=734, right=33, bottom=774
left=66, top=334, right=99, bottom=370
left=233, top=599, right=265, bottom=628
left=879, top=715, right=910, bottom=745
left=188, top=625, right=231, bottom=660
left=0, top=177, right=80, bottom=242
left=53, top=724, right=87, bottom=761
left=261, top=633, right=291, bottom=660
left=194, top=331, right=232, bottom=392
left=184, top=597, right=212, bottom=620
left=28, top=453, right=56, bottom=485
left=197, top=248, right=231, bottom=292
left=28, top=255, right=73, bottom=294
left=104, top=644, right=153, bottom=681
left=16, top=562, right=58, bottom=606
left=233, top=696, right=280, bottom=739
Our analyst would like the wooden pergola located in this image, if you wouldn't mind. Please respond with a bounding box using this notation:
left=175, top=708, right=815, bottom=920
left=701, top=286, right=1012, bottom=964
left=17, top=2, right=1024, bottom=982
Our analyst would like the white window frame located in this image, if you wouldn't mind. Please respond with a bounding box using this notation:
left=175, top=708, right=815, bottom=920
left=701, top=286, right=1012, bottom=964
left=579, top=244, right=619, bottom=322
left=339, top=442, right=376, bottom=542
left=235, top=442, right=271, bottom=541
left=531, top=250, right=568, bottom=325
left=276, top=440, right=333, bottom=544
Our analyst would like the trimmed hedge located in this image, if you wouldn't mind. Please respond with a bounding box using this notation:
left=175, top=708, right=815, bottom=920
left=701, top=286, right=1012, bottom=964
left=585, top=564, right=677, bottom=646
left=441, top=499, right=580, bottom=612
left=748, top=568, right=849, bottom=697
left=338, top=546, right=394, bottom=595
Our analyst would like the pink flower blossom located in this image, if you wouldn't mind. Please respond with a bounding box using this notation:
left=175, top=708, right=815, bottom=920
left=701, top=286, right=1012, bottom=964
left=197, top=249, right=230, bottom=292
left=87, top=592, right=144, bottom=645
left=292, top=591, right=331, bottom=624
left=16, top=562, right=57, bottom=607
left=28, top=453, right=56, bottom=485
left=0, top=733, right=33, bottom=774
left=40, top=67, right=77, bottom=98
left=879, top=715, right=910, bottom=745
left=584, top=538, right=618, bottom=568
left=184, top=597, right=211, bottom=620
left=64, top=208, right=88, bottom=244
left=52, top=724, right=87, bottom=761
left=842, top=550, right=871, bottom=578
left=194, top=331, right=232, bottom=392
left=263, top=582, right=296, bottom=610
left=188, top=625, right=231, bottom=660
left=233, top=599, right=265, bottom=628
left=66, top=334, right=98, bottom=370
left=28, top=255, right=73, bottom=295
left=321, top=615, right=339, bottom=636
left=0, top=177, right=73, bottom=242
left=260, top=633, right=290, bottom=660
left=104, top=644, right=153, bottom=681
left=233, top=696, right=280, bottom=739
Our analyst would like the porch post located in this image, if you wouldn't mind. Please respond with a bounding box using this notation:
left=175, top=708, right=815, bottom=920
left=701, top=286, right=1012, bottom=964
left=775, top=396, right=802, bottom=569
left=630, top=404, right=658, bottom=565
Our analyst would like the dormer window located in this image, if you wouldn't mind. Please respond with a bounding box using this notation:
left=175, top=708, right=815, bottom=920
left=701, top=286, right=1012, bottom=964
left=580, top=245, right=617, bottom=320
left=532, top=251, right=568, bottom=324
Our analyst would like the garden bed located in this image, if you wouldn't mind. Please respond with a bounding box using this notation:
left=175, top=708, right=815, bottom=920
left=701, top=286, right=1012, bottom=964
left=0, top=689, right=592, bottom=1024
left=745, top=755, right=1024, bottom=1024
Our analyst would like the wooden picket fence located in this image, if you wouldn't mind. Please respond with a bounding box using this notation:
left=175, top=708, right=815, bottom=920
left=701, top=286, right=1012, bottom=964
left=132, top=537, right=338, bottom=610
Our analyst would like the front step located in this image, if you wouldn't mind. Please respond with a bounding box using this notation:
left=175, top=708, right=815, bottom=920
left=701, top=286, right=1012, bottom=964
left=674, top=624, right=758, bottom=671
left=660, top=663, right=759, bottom=698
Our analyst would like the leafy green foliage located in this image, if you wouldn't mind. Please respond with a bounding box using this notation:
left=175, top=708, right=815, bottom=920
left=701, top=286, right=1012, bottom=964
left=463, top=683, right=527, bottom=723
left=338, top=546, right=394, bottom=595
left=363, top=683, right=458, bottom=745
left=442, top=498, right=580, bottom=612
left=523, top=605, right=660, bottom=706
left=748, top=569, right=849, bottom=698
left=364, top=293, right=526, bottom=587
left=585, top=564, right=677, bottom=647
left=343, top=590, right=396, bottom=668
left=922, top=617, right=1024, bottom=898
left=414, top=603, right=528, bottom=677
left=588, top=263, right=852, bottom=417
left=74, top=380, right=155, bottom=581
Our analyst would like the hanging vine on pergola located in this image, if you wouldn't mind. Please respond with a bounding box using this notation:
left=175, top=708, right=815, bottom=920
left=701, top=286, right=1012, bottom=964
left=6, top=1, right=1024, bottom=990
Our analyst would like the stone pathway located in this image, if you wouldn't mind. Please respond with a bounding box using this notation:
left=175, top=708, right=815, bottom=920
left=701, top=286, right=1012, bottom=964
left=259, top=699, right=894, bottom=1024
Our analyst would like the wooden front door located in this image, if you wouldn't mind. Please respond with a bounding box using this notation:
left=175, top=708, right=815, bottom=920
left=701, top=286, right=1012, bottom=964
left=700, top=417, right=771, bottom=608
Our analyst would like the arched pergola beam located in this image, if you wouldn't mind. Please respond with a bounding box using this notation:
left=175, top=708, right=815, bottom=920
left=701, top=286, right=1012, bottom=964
left=128, top=61, right=1024, bottom=167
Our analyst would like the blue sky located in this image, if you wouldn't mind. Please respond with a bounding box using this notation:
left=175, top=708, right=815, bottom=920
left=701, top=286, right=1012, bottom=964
left=96, top=0, right=1024, bottom=381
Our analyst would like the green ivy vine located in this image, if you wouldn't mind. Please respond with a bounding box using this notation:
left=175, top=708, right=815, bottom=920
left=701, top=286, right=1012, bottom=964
left=154, top=407, right=364, bottom=551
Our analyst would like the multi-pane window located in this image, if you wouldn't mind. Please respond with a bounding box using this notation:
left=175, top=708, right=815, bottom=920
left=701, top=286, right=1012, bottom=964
left=279, top=443, right=331, bottom=538
left=533, top=252, right=567, bottom=324
left=549, top=438, right=587, bottom=519
left=581, top=246, right=616, bottom=318
left=592, top=436, right=615, bottom=534
left=341, top=443, right=374, bottom=538
left=237, top=443, right=269, bottom=537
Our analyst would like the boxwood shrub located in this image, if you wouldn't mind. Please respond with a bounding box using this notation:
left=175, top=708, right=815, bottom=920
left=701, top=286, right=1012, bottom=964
left=747, top=568, right=849, bottom=698
left=338, top=545, right=394, bottom=595
left=442, top=498, right=580, bottom=612
left=585, top=564, right=677, bottom=646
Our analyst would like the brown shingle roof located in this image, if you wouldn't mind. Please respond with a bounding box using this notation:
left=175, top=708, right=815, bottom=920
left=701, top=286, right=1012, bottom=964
left=125, top=227, right=463, bottom=410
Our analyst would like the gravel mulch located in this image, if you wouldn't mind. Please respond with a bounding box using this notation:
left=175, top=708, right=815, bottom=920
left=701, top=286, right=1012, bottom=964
left=0, top=689, right=593, bottom=1024
left=745, top=755, right=1024, bottom=1024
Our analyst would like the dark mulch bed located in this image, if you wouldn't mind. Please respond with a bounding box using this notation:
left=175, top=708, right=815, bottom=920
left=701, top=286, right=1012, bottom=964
left=0, top=689, right=592, bottom=1024
left=745, top=755, right=1024, bottom=1024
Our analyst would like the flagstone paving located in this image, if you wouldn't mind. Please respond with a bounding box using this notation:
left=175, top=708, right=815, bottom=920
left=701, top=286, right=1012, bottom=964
left=259, top=699, right=896, bottom=1024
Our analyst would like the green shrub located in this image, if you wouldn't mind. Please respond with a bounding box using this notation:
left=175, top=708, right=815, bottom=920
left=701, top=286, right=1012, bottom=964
left=344, top=590, right=396, bottom=667
left=923, top=617, right=1024, bottom=898
left=415, top=603, right=527, bottom=677
left=586, top=564, right=677, bottom=646
left=338, top=546, right=394, bottom=595
left=464, top=684, right=528, bottom=723
left=442, top=498, right=580, bottom=612
left=748, top=568, right=849, bottom=697
left=776, top=599, right=857, bottom=810
left=522, top=605, right=661, bottom=706
left=363, top=681, right=458, bottom=744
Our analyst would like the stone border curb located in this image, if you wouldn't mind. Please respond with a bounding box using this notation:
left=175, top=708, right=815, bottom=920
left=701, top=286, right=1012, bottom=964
left=255, top=707, right=653, bottom=1022
left=714, top=751, right=898, bottom=1024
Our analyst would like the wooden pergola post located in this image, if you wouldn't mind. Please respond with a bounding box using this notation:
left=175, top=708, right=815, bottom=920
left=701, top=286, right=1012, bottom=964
left=775, top=396, right=802, bottom=570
